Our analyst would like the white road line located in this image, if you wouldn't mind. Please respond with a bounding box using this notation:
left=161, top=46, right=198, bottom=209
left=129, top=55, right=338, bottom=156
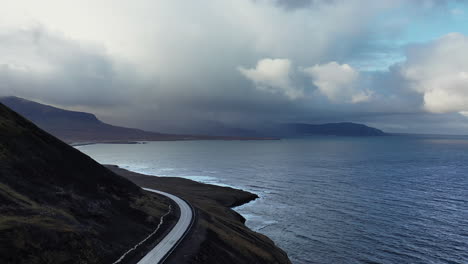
left=137, top=188, right=194, bottom=264
left=113, top=204, right=172, bottom=264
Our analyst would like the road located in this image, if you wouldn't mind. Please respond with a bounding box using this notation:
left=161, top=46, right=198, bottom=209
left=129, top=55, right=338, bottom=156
left=137, top=188, right=193, bottom=264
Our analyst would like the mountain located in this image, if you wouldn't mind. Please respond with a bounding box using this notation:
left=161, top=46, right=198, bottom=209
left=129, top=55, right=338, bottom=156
left=276, top=122, right=386, bottom=137
left=149, top=119, right=263, bottom=137
left=0, top=97, right=384, bottom=141
left=0, top=102, right=172, bottom=263
left=0, top=96, right=266, bottom=144
left=0, top=96, right=197, bottom=143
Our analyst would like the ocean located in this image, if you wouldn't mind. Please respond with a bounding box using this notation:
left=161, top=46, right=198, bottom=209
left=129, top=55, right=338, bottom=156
left=76, top=135, right=468, bottom=264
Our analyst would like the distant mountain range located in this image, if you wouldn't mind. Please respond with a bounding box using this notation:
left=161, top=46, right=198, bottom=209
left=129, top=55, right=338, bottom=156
left=0, top=96, right=386, bottom=142
left=0, top=96, right=271, bottom=143
left=275, top=122, right=386, bottom=137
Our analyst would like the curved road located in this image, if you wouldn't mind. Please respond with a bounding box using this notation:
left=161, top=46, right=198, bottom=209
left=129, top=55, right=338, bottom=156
left=137, top=188, right=193, bottom=264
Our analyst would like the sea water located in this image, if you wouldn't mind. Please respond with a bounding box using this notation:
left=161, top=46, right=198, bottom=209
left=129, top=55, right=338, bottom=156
left=76, top=135, right=468, bottom=264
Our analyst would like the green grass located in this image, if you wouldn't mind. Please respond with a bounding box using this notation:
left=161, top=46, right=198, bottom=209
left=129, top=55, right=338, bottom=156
left=130, top=194, right=170, bottom=220
left=0, top=182, right=36, bottom=207
left=0, top=182, right=79, bottom=231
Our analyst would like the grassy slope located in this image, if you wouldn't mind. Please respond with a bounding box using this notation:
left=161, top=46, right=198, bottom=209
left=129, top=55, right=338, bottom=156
left=0, top=103, right=172, bottom=264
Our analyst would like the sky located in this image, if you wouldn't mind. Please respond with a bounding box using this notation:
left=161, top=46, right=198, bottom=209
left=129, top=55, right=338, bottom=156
left=1, top=0, right=468, bottom=134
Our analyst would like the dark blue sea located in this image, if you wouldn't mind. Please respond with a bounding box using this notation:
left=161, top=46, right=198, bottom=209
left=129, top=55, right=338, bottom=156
left=77, top=135, right=468, bottom=264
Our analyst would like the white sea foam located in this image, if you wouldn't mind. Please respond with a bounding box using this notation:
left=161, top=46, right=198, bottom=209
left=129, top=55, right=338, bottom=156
left=168, top=175, right=237, bottom=188
left=120, top=164, right=237, bottom=189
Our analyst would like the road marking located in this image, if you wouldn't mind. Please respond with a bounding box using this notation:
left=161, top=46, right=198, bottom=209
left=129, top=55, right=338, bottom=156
left=137, top=188, right=194, bottom=264
left=113, top=204, right=172, bottom=264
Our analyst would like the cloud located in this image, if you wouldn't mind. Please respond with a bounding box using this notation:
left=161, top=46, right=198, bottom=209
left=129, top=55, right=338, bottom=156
left=303, top=62, right=372, bottom=103
left=400, top=33, right=468, bottom=115
left=270, top=0, right=324, bottom=9
left=238, top=58, right=303, bottom=100
left=239, top=59, right=377, bottom=104
left=0, top=26, right=149, bottom=107
left=0, top=0, right=465, bottom=134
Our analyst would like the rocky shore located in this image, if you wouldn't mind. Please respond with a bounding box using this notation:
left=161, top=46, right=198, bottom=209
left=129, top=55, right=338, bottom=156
left=107, top=165, right=292, bottom=264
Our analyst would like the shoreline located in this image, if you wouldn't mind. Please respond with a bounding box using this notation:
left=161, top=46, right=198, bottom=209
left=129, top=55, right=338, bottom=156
left=106, top=165, right=292, bottom=264
left=106, top=165, right=261, bottom=213
left=71, top=141, right=147, bottom=147
left=105, top=164, right=261, bottom=224
left=106, top=164, right=259, bottom=210
left=70, top=136, right=281, bottom=147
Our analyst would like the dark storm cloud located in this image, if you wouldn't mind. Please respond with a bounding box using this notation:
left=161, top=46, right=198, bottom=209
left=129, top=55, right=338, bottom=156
left=1, top=0, right=467, bottom=135
left=0, top=24, right=454, bottom=135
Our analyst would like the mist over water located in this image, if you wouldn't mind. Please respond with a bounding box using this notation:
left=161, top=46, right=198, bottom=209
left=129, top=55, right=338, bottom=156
left=77, top=136, right=468, bottom=264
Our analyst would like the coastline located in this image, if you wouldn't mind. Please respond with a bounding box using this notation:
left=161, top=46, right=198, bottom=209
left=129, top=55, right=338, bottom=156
left=69, top=136, right=281, bottom=147
left=105, top=165, right=259, bottom=218
left=70, top=141, right=147, bottom=147
left=106, top=165, right=292, bottom=264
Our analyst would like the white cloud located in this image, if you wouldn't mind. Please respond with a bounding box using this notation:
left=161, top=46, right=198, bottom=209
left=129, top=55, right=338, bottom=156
left=400, top=33, right=468, bottom=115
left=239, top=59, right=375, bottom=103
left=303, top=62, right=372, bottom=103
left=238, top=58, right=303, bottom=99
left=351, top=90, right=374, bottom=103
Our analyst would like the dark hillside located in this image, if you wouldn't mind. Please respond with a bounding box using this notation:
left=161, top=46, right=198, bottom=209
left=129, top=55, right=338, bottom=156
left=0, top=96, right=178, bottom=143
left=0, top=103, right=171, bottom=263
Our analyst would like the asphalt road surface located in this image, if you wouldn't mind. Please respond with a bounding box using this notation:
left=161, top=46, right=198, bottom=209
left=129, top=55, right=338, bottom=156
left=137, top=188, right=193, bottom=264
